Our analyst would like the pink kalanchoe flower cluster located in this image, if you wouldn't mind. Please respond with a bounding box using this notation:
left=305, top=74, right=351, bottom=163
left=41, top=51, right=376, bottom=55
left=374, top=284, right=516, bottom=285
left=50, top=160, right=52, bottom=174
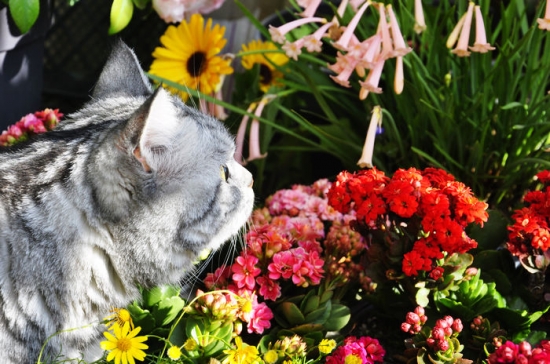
left=506, top=170, right=550, bottom=272
left=203, top=179, right=368, bottom=333
left=488, top=339, right=550, bottom=364
left=325, top=336, right=385, bottom=364
left=425, top=316, right=463, bottom=353
left=400, top=306, right=428, bottom=335
left=0, top=109, right=63, bottom=147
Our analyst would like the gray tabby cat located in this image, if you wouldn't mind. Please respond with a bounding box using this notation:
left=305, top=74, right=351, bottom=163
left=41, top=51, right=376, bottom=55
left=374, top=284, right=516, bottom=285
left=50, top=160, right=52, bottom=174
left=0, top=41, right=254, bottom=363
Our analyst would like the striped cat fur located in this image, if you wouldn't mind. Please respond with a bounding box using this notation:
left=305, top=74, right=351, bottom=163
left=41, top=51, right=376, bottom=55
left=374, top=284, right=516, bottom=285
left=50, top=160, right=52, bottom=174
left=0, top=41, right=254, bottom=363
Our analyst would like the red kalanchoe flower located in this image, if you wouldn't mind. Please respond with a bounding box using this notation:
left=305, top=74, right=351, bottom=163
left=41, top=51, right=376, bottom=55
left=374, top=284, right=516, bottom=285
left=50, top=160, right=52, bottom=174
left=506, top=173, right=550, bottom=271
left=536, top=170, right=550, bottom=184
left=487, top=341, right=520, bottom=363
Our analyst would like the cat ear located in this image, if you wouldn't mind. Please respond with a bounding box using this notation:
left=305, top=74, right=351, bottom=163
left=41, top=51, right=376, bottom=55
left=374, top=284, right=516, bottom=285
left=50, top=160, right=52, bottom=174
left=132, top=87, right=183, bottom=172
left=93, top=39, right=152, bottom=99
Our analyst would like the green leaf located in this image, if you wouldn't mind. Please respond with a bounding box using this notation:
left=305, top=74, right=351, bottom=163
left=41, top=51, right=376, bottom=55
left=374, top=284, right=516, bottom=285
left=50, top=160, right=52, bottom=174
left=203, top=322, right=233, bottom=356
left=131, top=0, right=148, bottom=9
left=127, top=302, right=156, bottom=333
left=142, top=285, right=180, bottom=308
left=415, top=287, right=431, bottom=308
left=500, top=102, right=524, bottom=110
left=304, top=304, right=331, bottom=324
left=324, top=304, right=350, bottom=331
left=8, top=0, right=40, bottom=33
left=289, top=323, right=325, bottom=334
left=301, top=294, right=320, bottom=315
left=468, top=209, right=510, bottom=251
left=109, top=0, right=133, bottom=35
left=279, top=301, right=306, bottom=325
left=153, top=296, right=185, bottom=326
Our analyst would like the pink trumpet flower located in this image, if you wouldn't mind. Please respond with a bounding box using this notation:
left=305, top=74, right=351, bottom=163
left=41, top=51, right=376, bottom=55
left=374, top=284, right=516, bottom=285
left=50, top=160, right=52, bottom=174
left=358, top=58, right=385, bottom=100
left=302, top=20, right=336, bottom=53
left=334, top=0, right=371, bottom=50
left=269, top=17, right=326, bottom=44
left=469, top=5, right=495, bottom=53
left=282, top=39, right=305, bottom=61
left=329, top=52, right=357, bottom=88
left=386, top=4, right=411, bottom=57
left=451, top=2, right=474, bottom=57
left=394, top=56, right=404, bottom=94
left=377, top=4, right=394, bottom=59
left=234, top=102, right=257, bottom=164
left=247, top=95, right=276, bottom=163
left=336, top=0, right=349, bottom=18
left=537, top=0, right=550, bottom=30
left=356, top=33, right=381, bottom=75
left=357, top=106, right=382, bottom=168
left=298, top=0, right=322, bottom=18
left=446, top=11, right=467, bottom=49
left=414, top=0, right=426, bottom=34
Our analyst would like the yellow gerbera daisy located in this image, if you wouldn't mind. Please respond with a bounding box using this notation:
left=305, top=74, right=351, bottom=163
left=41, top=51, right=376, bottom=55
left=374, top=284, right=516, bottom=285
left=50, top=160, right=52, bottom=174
left=240, top=40, right=289, bottom=93
left=149, top=13, right=234, bottom=101
left=101, top=322, right=148, bottom=364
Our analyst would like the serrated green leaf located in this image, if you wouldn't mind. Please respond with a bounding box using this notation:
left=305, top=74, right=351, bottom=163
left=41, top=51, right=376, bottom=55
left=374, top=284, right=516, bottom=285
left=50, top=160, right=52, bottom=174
left=109, top=0, right=133, bottom=35
left=9, top=0, right=40, bottom=33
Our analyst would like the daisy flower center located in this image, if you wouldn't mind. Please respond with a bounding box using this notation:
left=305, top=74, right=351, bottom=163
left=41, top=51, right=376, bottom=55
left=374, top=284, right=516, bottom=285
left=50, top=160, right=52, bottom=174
left=117, top=337, right=132, bottom=352
left=187, top=51, right=207, bottom=77
left=259, top=64, right=273, bottom=87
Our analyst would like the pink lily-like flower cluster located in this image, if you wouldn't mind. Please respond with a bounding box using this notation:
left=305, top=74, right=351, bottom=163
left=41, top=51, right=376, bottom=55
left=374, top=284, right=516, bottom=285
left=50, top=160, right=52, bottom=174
left=203, top=179, right=372, bottom=334
left=447, top=2, right=495, bottom=56
left=268, top=0, right=419, bottom=100
left=0, top=109, right=63, bottom=147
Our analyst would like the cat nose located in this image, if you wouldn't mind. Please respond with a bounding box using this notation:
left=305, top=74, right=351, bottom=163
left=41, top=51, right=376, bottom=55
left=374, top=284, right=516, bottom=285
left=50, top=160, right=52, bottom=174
left=248, top=179, right=254, bottom=188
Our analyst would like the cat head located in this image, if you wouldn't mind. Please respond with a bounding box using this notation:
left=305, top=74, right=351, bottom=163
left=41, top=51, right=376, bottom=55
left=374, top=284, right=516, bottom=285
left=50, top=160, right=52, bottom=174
left=84, top=41, right=254, bottom=267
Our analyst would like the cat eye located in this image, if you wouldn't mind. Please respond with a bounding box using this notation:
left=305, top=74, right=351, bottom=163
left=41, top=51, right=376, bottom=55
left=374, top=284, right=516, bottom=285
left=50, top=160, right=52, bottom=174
left=220, top=164, right=230, bottom=182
